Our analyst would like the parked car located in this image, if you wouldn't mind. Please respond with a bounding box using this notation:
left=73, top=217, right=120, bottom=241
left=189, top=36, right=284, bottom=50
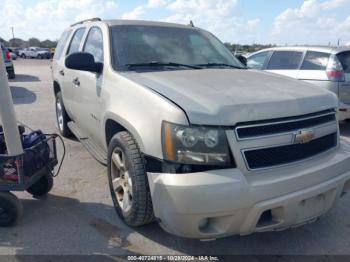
left=7, top=48, right=17, bottom=60
left=52, top=18, right=350, bottom=239
left=1, top=43, right=15, bottom=79
left=19, top=47, right=51, bottom=59
left=246, top=46, right=350, bottom=121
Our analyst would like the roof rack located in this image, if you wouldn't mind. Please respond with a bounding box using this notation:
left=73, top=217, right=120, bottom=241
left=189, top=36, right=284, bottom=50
left=71, top=17, right=101, bottom=27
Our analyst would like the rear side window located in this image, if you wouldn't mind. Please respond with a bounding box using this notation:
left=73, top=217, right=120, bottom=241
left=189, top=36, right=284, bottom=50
left=66, top=28, right=86, bottom=55
left=54, top=30, right=71, bottom=59
left=267, top=51, right=303, bottom=70
left=300, top=51, right=330, bottom=70
left=247, top=51, right=270, bottom=69
left=337, top=51, right=350, bottom=73
left=83, top=27, right=104, bottom=63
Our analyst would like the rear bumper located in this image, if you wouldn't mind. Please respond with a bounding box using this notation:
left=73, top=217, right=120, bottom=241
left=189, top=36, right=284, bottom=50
left=147, top=140, right=350, bottom=239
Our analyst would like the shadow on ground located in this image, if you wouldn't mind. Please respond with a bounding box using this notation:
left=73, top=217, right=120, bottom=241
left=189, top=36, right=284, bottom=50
left=10, top=86, right=37, bottom=105
left=10, top=74, right=40, bottom=83
left=0, top=194, right=139, bottom=256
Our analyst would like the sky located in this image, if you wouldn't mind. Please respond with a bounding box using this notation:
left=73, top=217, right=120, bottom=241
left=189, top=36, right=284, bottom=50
left=1, top=0, right=350, bottom=45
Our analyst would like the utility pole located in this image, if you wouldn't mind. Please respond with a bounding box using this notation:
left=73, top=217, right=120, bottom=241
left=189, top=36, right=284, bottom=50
left=10, top=27, right=15, bottom=47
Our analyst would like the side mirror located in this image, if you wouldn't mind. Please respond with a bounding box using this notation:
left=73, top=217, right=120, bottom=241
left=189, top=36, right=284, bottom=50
left=65, top=52, right=103, bottom=74
left=235, top=55, right=247, bottom=67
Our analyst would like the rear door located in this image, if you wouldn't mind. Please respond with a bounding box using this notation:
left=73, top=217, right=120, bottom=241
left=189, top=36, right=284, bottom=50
left=337, top=51, right=350, bottom=104
left=265, top=50, right=304, bottom=79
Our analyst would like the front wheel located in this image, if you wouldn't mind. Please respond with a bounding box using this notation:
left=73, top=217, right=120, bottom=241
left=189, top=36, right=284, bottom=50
left=108, top=131, right=154, bottom=227
left=26, top=173, right=53, bottom=197
left=0, top=192, right=22, bottom=227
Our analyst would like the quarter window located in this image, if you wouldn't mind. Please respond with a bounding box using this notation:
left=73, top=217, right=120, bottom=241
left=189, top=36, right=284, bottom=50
left=83, top=27, right=104, bottom=63
left=66, top=28, right=86, bottom=55
left=267, top=51, right=303, bottom=70
left=337, top=51, right=350, bottom=73
left=247, top=51, right=270, bottom=69
left=301, top=51, right=330, bottom=70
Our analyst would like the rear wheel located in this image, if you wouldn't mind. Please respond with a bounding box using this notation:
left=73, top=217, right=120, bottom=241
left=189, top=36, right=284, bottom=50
left=0, top=192, right=22, bottom=227
left=108, top=131, right=154, bottom=227
left=55, top=92, right=72, bottom=137
left=26, top=173, right=53, bottom=197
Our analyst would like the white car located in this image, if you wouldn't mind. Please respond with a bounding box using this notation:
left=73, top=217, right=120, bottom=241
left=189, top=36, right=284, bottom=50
left=52, top=18, right=350, bottom=239
left=246, top=46, right=350, bottom=121
left=19, top=47, right=51, bottom=59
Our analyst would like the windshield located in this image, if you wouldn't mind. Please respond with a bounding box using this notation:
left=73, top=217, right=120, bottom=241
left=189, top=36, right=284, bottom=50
left=110, top=25, right=243, bottom=71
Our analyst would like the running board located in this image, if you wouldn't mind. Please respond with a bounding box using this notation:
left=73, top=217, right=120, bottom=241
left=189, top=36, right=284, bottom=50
left=68, top=121, right=107, bottom=165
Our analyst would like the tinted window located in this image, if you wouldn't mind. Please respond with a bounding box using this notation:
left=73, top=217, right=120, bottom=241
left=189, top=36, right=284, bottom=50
left=66, top=28, right=86, bottom=55
left=110, top=25, right=243, bottom=71
left=301, top=51, right=330, bottom=70
left=53, top=30, right=71, bottom=59
left=247, top=51, right=270, bottom=69
left=83, top=27, right=103, bottom=63
left=267, top=51, right=303, bottom=70
left=337, top=51, right=350, bottom=73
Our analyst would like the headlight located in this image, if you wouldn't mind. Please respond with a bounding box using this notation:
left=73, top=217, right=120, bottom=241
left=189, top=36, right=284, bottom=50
left=162, top=121, right=232, bottom=165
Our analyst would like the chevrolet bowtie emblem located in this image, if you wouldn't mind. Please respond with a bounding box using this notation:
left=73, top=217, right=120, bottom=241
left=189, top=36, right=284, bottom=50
left=294, top=129, right=315, bottom=144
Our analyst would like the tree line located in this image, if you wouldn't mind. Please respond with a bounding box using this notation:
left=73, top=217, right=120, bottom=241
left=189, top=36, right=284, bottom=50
left=224, top=43, right=276, bottom=54
left=0, top=37, right=58, bottom=48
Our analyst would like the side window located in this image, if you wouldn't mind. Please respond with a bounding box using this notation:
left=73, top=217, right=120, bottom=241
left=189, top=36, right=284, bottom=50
left=53, top=30, right=72, bottom=60
left=300, top=51, right=330, bottom=70
left=66, top=28, right=86, bottom=55
left=267, top=51, right=303, bottom=70
left=83, top=27, right=104, bottom=63
left=247, top=52, right=270, bottom=69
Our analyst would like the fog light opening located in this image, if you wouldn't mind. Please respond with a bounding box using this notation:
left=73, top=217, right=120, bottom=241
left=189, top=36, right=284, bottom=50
left=198, top=218, right=209, bottom=231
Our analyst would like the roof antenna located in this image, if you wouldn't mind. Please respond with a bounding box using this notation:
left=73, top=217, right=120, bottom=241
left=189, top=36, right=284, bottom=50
left=189, top=20, right=195, bottom=27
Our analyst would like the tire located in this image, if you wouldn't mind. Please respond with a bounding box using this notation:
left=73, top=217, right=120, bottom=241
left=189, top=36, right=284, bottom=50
left=108, top=131, right=154, bottom=227
left=21, top=54, right=26, bottom=59
left=26, top=173, right=53, bottom=197
left=0, top=192, right=22, bottom=227
left=8, top=68, right=15, bottom=79
left=55, top=91, right=72, bottom=137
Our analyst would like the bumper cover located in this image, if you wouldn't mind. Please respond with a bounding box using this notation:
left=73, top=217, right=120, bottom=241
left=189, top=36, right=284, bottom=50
left=147, top=140, right=350, bottom=239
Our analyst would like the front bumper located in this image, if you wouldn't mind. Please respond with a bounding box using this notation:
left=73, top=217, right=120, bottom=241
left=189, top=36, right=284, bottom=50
left=147, top=140, right=350, bottom=239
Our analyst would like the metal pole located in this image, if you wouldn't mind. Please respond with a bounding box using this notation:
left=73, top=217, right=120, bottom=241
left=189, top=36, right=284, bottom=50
left=0, top=50, right=23, bottom=155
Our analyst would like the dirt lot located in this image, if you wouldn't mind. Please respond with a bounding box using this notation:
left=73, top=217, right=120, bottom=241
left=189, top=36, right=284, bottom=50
left=0, top=59, right=350, bottom=256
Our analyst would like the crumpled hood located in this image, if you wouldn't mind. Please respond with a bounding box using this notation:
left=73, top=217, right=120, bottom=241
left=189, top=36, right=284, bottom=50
left=122, top=69, right=338, bottom=125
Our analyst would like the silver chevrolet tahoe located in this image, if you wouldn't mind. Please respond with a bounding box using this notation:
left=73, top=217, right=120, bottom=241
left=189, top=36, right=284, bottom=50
left=51, top=18, right=350, bottom=239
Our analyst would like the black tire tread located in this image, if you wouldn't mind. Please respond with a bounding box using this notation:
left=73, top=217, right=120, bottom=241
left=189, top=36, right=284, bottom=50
left=26, top=173, right=53, bottom=197
left=108, top=131, right=154, bottom=227
left=0, top=191, right=22, bottom=227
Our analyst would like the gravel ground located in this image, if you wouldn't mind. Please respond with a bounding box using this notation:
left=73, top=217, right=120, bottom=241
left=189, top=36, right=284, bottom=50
left=0, top=59, right=349, bottom=256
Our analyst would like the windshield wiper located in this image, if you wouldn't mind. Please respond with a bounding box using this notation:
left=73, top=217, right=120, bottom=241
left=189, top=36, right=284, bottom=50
left=125, top=61, right=202, bottom=70
left=195, top=63, right=245, bottom=69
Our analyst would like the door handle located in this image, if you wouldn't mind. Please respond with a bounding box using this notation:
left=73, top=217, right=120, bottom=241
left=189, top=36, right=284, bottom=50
left=73, top=77, right=80, bottom=86
left=59, top=69, right=64, bottom=76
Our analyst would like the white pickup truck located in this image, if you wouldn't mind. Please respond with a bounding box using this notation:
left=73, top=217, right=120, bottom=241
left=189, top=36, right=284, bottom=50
left=19, top=47, right=51, bottom=59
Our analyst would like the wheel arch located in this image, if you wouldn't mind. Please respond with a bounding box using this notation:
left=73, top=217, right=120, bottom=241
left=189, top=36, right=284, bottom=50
left=53, top=81, right=61, bottom=96
left=104, top=113, right=145, bottom=153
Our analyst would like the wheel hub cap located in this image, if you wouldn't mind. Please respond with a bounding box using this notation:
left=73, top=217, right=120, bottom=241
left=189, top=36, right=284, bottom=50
left=111, top=148, right=133, bottom=212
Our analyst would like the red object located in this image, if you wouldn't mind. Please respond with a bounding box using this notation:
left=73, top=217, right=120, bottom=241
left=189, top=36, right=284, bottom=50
left=339, top=108, right=348, bottom=112
left=5, top=50, right=11, bottom=60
